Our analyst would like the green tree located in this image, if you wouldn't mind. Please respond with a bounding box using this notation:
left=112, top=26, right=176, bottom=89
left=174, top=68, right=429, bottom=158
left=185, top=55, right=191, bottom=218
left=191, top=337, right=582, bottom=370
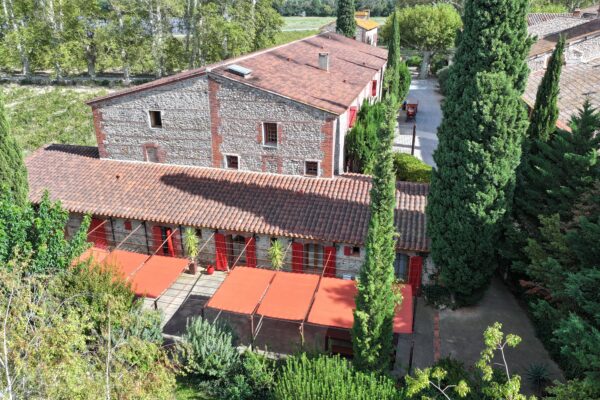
left=352, top=96, right=400, bottom=372
left=0, top=94, right=27, bottom=206
left=336, top=0, right=356, bottom=38
left=344, top=100, right=385, bottom=173
left=383, top=10, right=411, bottom=101
left=382, top=5, right=461, bottom=79
left=426, top=0, right=531, bottom=305
left=525, top=36, right=565, bottom=142
left=273, top=354, right=403, bottom=400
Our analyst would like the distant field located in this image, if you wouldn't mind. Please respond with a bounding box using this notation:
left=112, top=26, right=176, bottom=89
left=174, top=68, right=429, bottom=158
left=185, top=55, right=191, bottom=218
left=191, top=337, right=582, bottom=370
left=273, top=29, right=319, bottom=45
left=282, top=16, right=387, bottom=31
left=1, top=85, right=109, bottom=154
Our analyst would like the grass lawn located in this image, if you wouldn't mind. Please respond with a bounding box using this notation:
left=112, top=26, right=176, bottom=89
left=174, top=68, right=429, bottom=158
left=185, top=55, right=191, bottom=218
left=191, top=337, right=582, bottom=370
left=175, top=380, right=213, bottom=400
left=282, top=16, right=387, bottom=31
left=1, top=84, right=110, bottom=155
left=273, top=29, right=319, bottom=45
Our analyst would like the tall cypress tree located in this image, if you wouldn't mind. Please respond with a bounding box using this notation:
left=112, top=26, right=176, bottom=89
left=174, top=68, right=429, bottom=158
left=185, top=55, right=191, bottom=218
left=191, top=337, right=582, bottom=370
left=352, top=95, right=399, bottom=372
left=336, top=0, right=356, bottom=38
left=426, top=0, right=532, bottom=304
left=527, top=36, right=565, bottom=142
left=383, top=10, right=411, bottom=101
left=0, top=93, right=28, bottom=206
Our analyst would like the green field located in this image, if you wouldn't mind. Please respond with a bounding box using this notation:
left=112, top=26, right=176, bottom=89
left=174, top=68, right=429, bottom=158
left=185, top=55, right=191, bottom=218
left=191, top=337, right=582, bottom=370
left=274, top=29, right=319, bottom=45
left=1, top=85, right=109, bottom=155
left=282, top=16, right=387, bottom=31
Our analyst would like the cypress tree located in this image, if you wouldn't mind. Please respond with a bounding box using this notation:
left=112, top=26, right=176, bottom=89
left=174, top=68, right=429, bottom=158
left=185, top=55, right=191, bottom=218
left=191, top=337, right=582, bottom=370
left=352, top=95, right=399, bottom=372
left=426, top=0, right=532, bottom=304
left=383, top=10, right=411, bottom=101
left=0, top=93, right=28, bottom=206
left=526, top=36, right=565, bottom=142
left=336, top=0, right=356, bottom=38
left=387, top=10, right=400, bottom=73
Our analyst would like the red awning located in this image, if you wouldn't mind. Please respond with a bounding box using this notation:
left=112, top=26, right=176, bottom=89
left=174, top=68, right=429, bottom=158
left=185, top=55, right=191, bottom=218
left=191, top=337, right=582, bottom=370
left=206, top=267, right=275, bottom=314
left=257, top=272, right=320, bottom=320
left=130, top=255, right=189, bottom=298
left=76, top=247, right=188, bottom=299
left=307, top=278, right=413, bottom=334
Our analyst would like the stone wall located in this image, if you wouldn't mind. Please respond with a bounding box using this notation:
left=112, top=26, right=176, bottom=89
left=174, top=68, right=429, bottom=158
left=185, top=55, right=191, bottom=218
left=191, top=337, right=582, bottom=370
left=211, top=76, right=336, bottom=177
left=93, top=76, right=212, bottom=166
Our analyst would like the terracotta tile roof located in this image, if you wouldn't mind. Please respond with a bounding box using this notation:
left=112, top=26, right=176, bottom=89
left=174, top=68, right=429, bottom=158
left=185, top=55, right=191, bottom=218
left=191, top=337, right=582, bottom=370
left=26, top=145, right=429, bottom=252
left=355, top=18, right=379, bottom=31
left=88, top=33, right=387, bottom=115
left=529, top=18, right=600, bottom=56
left=210, top=32, right=387, bottom=115
left=524, top=57, right=600, bottom=127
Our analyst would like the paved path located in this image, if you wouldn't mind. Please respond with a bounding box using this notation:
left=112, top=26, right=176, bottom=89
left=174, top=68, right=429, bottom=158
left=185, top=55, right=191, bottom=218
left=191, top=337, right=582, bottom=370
left=439, top=277, right=563, bottom=394
left=395, top=78, right=442, bottom=167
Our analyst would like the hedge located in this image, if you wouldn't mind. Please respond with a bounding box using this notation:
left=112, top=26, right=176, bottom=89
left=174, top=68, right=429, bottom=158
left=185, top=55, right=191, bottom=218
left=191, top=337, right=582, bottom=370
left=393, top=153, right=432, bottom=183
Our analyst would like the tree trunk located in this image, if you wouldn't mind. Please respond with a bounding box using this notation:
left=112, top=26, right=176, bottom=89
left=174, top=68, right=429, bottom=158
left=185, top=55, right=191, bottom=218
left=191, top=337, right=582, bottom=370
left=86, top=42, right=97, bottom=78
left=3, top=0, right=31, bottom=77
left=419, top=50, right=431, bottom=79
left=117, top=11, right=131, bottom=85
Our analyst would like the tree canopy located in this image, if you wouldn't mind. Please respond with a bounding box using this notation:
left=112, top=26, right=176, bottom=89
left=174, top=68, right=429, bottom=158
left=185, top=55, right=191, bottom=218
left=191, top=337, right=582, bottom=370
left=0, top=93, right=28, bottom=207
left=336, top=0, right=357, bottom=38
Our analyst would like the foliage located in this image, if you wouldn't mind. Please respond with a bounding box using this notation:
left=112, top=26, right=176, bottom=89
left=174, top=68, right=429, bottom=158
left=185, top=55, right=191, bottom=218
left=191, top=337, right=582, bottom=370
left=336, top=0, right=356, bottom=38
left=529, top=0, right=568, bottom=12
left=422, top=284, right=452, bottom=309
left=273, top=354, right=403, bottom=400
left=0, top=93, right=28, bottom=206
left=0, top=258, right=175, bottom=399
left=426, top=0, right=531, bottom=305
left=430, top=53, right=449, bottom=76
left=384, top=10, right=411, bottom=102
left=183, top=227, right=200, bottom=260
left=352, top=96, right=400, bottom=372
left=437, top=66, right=450, bottom=94
left=524, top=363, right=551, bottom=395
left=543, top=379, right=600, bottom=400
left=268, top=239, right=285, bottom=270
left=393, top=153, right=431, bottom=183
left=178, top=316, right=240, bottom=382
left=345, top=100, right=385, bottom=173
left=406, top=323, right=534, bottom=400
left=217, top=350, right=277, bottom=400
left=526, top=37, right=565, bottom=143
left=0, top=190, right=89, bottom=274
left=2, top=85, right=106, bottom=153
left=406, top=55, right=423, bottom=67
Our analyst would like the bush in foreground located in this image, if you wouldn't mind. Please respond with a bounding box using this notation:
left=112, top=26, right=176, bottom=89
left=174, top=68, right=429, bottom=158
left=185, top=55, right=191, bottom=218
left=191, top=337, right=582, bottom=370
left=273, top=354, right=403, bottom=400
left=394, top=153, right=432, bottom=183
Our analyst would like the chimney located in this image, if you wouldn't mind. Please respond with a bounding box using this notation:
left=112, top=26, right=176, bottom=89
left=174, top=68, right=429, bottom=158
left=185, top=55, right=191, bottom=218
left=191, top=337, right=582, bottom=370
left=573, top=8, right=581, bottom=17
left=319, top=52, right=329, bottom=72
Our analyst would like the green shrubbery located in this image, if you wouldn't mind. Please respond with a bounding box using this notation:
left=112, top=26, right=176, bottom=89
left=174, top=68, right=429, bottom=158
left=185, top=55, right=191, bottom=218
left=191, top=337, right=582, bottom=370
left=436, top=66, right=450, bottom=95
left=406, top=55, right=422, bottom=68
left=273, top=354, right=403, bottom=400
left=393, top=153, right=432, bottom=183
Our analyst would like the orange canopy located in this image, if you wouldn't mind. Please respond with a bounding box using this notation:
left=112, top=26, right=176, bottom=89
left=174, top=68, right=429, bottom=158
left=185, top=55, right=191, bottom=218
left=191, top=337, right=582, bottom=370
left=257, top=272, right=320, bottom=320
left=76, top=247, right=110, bottom=265
left=104, top=249, right=148, bottom=279
left=207, top=267, right=275, bottom=314
left=307, top=278, right=413, bottom=334
left=130, top=255, right=189, bottom=298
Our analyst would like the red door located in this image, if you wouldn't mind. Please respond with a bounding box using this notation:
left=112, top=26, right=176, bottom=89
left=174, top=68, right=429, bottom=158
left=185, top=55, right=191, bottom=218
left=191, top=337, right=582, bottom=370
left=88, top=218, right=108, bottom=249
left=214, top=233, right=229, bottom=271
left=323, top=246, right=336, bottom=277
left=245, top=237, right=257, bottom=268
left=408, top=256, right=423, bottom=295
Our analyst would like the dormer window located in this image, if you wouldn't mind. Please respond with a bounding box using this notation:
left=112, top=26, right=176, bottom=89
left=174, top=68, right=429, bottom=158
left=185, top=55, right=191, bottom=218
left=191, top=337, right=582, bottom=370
left=149, top=110, right=162, bottom=128
left=226, top=154, right=239, bottom=170
left=263, top=123, right=278, bottom=147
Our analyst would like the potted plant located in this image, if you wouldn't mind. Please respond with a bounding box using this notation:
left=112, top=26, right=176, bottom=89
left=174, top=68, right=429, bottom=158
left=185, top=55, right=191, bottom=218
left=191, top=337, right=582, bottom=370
left=268, top=239, right=285, bottom=271
left=183, top=227, right=200, bottom=275
left=206, top=264, right=215, bottom=275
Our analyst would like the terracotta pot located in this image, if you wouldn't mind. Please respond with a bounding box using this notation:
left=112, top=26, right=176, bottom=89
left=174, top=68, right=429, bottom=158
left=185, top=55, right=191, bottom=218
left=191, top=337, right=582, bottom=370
left=206, top=265, right=215, bottom=275
left=188, top=261, right=197, bottom=275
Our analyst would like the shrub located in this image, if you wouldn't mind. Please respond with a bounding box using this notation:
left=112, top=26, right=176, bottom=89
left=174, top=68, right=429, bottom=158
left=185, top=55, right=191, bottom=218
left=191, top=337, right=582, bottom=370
left=178, top=317, right=240, bottom=382
left=437, top=66, right=450, bottom=95
left=268, top=239, right=285, bottom=270
left=430, top=54, right=448, bottom=76
left=393, top=153, right=432, bottom=183
left=273, top=354, right=403, bottom=400
left=406, top=55, right=422, bottom=68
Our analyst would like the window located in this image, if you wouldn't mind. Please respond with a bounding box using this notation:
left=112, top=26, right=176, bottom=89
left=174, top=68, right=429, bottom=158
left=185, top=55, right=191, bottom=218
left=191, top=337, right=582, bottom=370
left=305, top=161, right=319, bottom=176
left=124, top=220, right=132, bottom=231
left=394, top=253, right=409, bottom=281
left=344, top=246, right=361, bottom=257
left=348, top=106, right=358, bottom=128
left=371, top=80, right=377, bottom=97
left=149, top=110, right=162, bottom=128
left=304, top=243, right=323, bottom=273
left=263, top=122, right=278, bottom=146
left=226, top=155, right=239, bottom=170
left=145, top=146, right=159, bottom=163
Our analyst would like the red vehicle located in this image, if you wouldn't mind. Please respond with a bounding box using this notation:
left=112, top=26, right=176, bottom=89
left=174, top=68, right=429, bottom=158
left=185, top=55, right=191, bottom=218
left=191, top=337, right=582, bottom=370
left=405, top=99, right=419, bottom=121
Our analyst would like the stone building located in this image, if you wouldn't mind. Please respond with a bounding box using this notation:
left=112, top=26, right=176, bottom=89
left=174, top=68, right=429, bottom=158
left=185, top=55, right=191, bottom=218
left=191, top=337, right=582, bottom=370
left=26, top=32, right=429, bottom=290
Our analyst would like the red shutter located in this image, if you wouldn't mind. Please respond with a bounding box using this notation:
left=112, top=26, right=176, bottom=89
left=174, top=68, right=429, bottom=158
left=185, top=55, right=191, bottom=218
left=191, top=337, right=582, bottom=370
left=292, top=242, right=304, bottom=273
left=348, top=107, right=358, bottom=128
left=371, top=80, right=377, bottom=96
left=88, top=218, right=108, bottom=249
left=324, top=246, right=336, bottom=278
left=171, top=228, right=182, bottom=257
left=124, top=220, right=132, bottom=231
left=408, top=256, right=423, bottom=295
left=152, top=226, right=163, bottom=254
left=245, top=237, right=257, bottom=268
left=214, top=233, right=229, bottom=271
left=344, top=246, right=352, bottom=256
left=165, top=228, right=176, bottom=257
